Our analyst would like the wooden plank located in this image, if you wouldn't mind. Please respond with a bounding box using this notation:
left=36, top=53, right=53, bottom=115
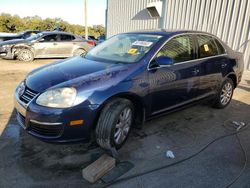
left=82, top=154, right=116, bottom=183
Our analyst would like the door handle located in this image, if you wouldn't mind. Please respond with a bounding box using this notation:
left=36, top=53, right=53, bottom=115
left=221, top=63, right=227, bottom=68
left=53, top=43, right=58, bottom=45
left=192, top=68, right=200, bottom=75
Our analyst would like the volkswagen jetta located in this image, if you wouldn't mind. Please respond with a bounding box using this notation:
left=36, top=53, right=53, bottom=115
left=14, top=30, right=244, bottom=149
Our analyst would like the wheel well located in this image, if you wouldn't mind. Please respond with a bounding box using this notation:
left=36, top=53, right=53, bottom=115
left=227, top=74, right=237, bottom=88
left=119, top=94, right=144, bottom=127
left=76, top=48, right=86, bottom=51
left=73, top=48, right=86, bottom=56
left=13, top=46, right=33, bottom=56
left=93, top=94, right=145, bottom=130
left=75, top=48, right=86, bottom=52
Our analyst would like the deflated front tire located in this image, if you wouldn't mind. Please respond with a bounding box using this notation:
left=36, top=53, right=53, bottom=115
left=95, top=98, right=134, bottom=150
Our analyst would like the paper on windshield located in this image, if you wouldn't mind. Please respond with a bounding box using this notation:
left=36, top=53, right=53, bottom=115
left=132, top=41, right=153, bottom=47
left=204, top=44, right=209, bottom=52
left=127, top=48, right=138, bottom=55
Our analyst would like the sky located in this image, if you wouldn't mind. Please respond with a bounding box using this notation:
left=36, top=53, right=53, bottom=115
left=0, top=0, right=107, bottom=26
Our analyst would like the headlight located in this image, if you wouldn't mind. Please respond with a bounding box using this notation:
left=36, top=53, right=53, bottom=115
left=36, top=87, right=77, bottom=108
left=16, top=81, right=25, bottom=97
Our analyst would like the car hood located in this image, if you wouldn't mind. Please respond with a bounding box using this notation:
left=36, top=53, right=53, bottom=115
left=25, top=56, right=136, bottom=93
left=0, top=39, right=29, bottom=46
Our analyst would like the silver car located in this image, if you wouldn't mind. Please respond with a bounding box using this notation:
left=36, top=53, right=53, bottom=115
left=0, top=31, right=91, bottom=61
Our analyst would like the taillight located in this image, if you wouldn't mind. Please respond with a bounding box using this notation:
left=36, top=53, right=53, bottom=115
left=87, top=41, right=95, bottom=46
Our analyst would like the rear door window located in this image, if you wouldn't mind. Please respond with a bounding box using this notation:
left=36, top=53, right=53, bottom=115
left=197, top=35, right=219, bottom=58
left=156, top=35, right=195, bottom=63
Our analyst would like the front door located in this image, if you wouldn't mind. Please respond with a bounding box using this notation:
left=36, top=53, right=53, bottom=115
left=34, top=34, right=59, bottom=57
left=148, top=35, right=200, bottom=115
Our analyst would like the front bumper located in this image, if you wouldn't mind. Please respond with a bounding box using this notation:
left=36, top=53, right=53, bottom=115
left=0, top=46, right=14, bottom=59
left=14, top=89, right=99, bottom=143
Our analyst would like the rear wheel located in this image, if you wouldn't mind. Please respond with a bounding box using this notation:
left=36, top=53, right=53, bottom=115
left=95, top=98, right=134, bottom=150
left=213, top=78, right=234, bottom=108
left=74, top=48, right=86, bottom=56
left=17, top=49, right=34, bottom=62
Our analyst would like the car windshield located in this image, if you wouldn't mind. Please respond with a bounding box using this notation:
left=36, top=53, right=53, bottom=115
left=85, top=34, right=162, bottom=63
left=26, top=33, right=43, bottom=41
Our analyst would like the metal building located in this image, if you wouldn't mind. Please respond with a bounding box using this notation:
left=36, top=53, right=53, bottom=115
left=106, top=0, right=250, bottom=70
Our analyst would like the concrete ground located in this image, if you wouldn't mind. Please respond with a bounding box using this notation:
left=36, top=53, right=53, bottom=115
left=0, top=59, right=250, bottom=188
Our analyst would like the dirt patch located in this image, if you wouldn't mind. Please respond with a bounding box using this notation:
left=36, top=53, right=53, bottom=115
left=0, top=59, right=61, bottom=134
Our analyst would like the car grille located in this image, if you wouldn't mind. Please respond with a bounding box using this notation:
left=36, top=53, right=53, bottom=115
left=16, top=112, right=26, bottom=129
left=19, top=87, right=38, bottom=104
left=29, top=121, right=63, bottom=137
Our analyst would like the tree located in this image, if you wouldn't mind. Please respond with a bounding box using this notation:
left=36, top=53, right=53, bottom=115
left=0, top=13, right=105, bottom=36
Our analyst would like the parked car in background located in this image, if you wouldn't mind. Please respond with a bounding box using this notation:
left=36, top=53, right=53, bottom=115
left=97, top=34, right=106, bottom=45
left=0, top=31, right=92, bottom=61
left=14, top=30, right=243, bottom=150
left=87, top=35, right=97, bottom=41
left=81, top=35, right=97, bottom=46
left=0, top=30, right=40, bottom=42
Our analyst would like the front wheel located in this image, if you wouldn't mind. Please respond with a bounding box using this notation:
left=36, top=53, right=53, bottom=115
left=95, top=98, right=134, bottom=150
left=213, top=78, right=234, bottom=109
left=17, top=49, right=34, bottom=62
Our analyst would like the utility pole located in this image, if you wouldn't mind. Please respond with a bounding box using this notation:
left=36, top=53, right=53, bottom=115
left=160, top=0, right=166, bottom=29
left=84, top=0, right=88, bottom=40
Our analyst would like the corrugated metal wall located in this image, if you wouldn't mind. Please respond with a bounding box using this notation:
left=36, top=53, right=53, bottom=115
left=107, top=0, right=250, bottom=70
left=107, top=0, right=160, bottom=36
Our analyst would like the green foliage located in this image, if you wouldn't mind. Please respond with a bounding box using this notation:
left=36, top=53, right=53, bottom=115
left=0, top=13, right=105, bottom=37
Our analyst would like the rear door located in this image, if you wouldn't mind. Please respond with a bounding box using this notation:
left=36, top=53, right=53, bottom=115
left=195, top=35, right=228, bottom=95
left=57, top=34, right=76, bottom=56
left=148, top=34, right=201, bottom=115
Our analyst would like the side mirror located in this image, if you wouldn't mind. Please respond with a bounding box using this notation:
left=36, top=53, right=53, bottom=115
left=154, top=56, right=173, bottom=67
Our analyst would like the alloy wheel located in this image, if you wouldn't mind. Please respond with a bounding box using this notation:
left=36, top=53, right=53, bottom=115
left=114, top=107, right=132, bottom=145
left=19, top=49, right=33, bottom=61
left=220, top=82, right=233, bottom=105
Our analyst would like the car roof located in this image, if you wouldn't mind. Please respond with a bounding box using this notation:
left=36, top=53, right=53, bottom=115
left=23, top=30, right=40, bottom=32
left=125, top=29, right=216, bottom=38
left=40, top=31, right=76, bottom=36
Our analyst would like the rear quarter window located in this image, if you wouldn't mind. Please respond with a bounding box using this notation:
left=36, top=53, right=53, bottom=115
left=214, top=38, right=226, bottom=54
left=197, top=35, right=219, bottom=58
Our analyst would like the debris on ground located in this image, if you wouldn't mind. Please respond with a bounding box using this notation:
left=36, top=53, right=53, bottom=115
left=82, top=154, right=116, bottom=183
left=166, top=150, right=175, bottom=159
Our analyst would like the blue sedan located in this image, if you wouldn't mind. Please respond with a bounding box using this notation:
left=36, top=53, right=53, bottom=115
left=14, top=30, right=244, bottom=149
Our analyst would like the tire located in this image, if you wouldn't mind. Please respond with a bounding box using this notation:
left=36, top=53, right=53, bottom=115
left=73, top=48, right=86, bottom=56
left=17, top=49, right=34, bottom=62
left=95, top=98, right=134, bottom=150
left=213, top=78, right=234, bottom=109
